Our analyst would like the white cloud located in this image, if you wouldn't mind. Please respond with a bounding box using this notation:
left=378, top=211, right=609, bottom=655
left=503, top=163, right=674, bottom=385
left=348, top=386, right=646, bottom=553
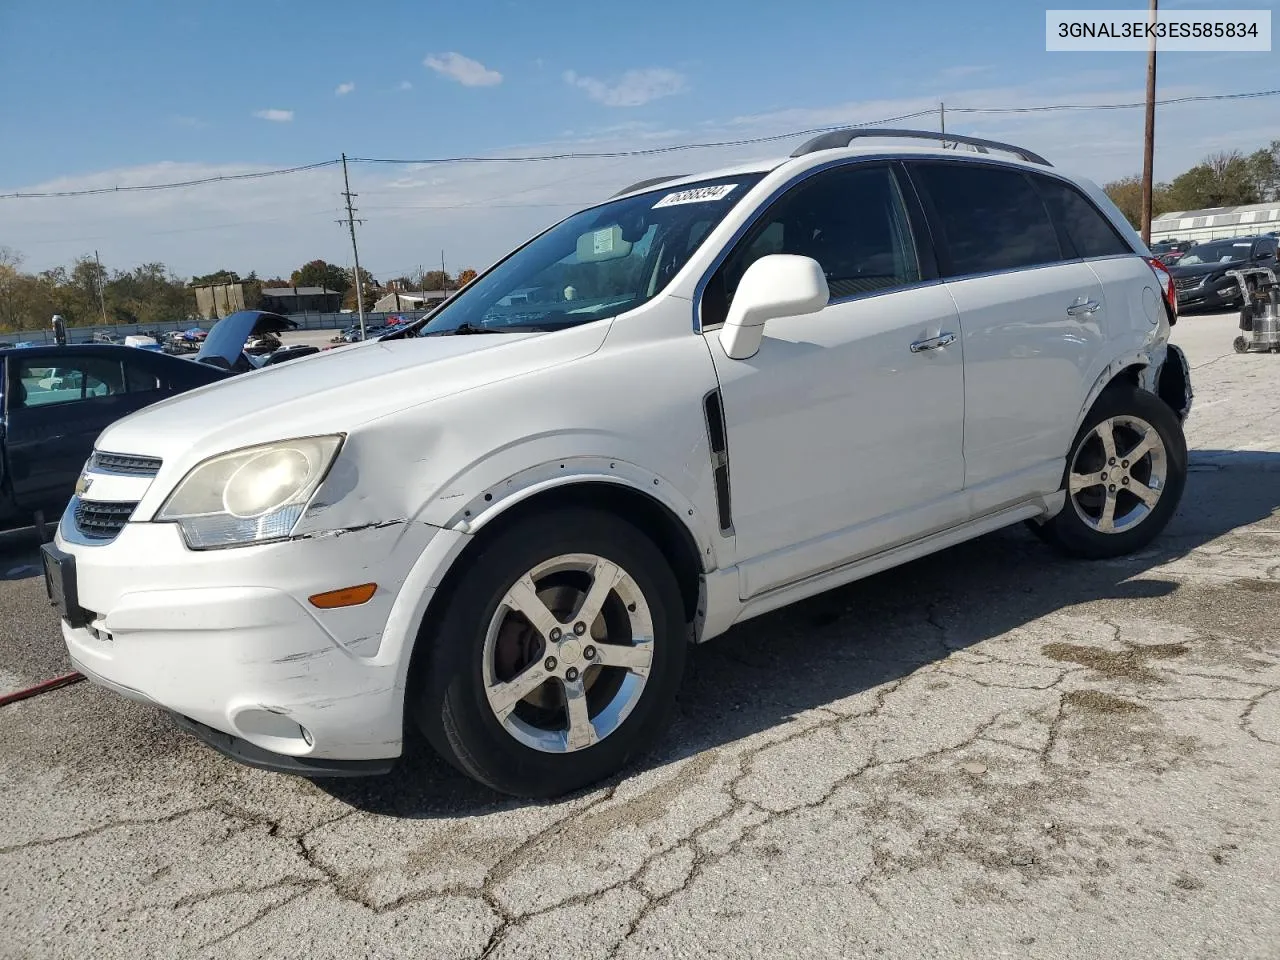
left=563, top=68, right=687, bottom=107
left=398, top=80, right=413, bottom=91
left=253, top=108, right=294, bottom=122
left=424, top=52, right=502, bottom=87
left=335, top=82, right=355, bottom=96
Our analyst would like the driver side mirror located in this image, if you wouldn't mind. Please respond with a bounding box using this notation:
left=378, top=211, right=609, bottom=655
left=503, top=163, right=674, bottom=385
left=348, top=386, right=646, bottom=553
left=718, top=254, right=829, bottom=360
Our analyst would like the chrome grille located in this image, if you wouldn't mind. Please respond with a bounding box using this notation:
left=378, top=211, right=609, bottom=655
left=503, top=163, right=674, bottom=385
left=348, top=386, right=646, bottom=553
left=1174, top=276, right=1202, bottom=291
left=74, top=500, right=138, bottom=540
left=91, top=451, right=162, bottom=477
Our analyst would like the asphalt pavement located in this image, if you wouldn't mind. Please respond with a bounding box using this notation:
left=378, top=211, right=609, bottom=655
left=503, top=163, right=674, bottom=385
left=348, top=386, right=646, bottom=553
left=2, top=309, right=1279, bottom=959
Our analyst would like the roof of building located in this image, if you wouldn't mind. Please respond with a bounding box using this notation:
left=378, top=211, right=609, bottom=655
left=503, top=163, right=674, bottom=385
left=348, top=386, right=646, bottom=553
left=1153, top=201, right=1280, bottom=222
left=260, top=286, right=341, bottom=297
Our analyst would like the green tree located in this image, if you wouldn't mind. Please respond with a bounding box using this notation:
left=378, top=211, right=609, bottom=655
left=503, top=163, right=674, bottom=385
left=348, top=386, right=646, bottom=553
left=1246, top=140, right=1280, bottom=202
left=341, top=267, right=379, bottom=310
left=1166, top=151, right=1259, bottom=211
left=105, top=263, right=195, bottom=325
left=289, top=259, right=351, bottom=294
left=0, top=246, right=24, bottom=330
left=420, top=269, right=452, bottom=291
left=1103, top=175, right=1172, bottom=229
left=190, top=269, right=242, bottom=286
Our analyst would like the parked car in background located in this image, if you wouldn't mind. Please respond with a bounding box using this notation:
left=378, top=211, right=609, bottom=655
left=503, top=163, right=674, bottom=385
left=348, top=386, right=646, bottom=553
left=1169, top=235, right=1279, bottom=310
left=252, top=344, right=321, bottom=367
left=92, top=331, right=123, bottom=345
left=188, top=310, right=299, bottom=373
left=244, top=332, right=283, bottom=355
left=1150, top=239, right=1192, bottom=265
left=1, top=344, right=229, bottom=535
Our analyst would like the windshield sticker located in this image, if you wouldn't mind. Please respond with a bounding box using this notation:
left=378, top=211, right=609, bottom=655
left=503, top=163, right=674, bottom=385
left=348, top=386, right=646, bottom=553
left=653, top=183, right=738, bottom=208
left=593, top=229, right=615, bottom=255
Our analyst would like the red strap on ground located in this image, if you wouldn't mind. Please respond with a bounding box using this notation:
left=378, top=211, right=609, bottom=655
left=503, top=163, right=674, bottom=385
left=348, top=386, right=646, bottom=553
left=0, top=671, right=85, bottom=707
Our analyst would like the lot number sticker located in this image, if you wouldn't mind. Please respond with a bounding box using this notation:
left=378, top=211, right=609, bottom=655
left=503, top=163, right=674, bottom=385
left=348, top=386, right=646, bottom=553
left=653, top=184, right=738, bottom=208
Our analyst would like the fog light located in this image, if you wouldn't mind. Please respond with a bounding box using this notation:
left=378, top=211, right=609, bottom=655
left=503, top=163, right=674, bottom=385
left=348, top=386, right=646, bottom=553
left=308, top=583, right=377, bottom=608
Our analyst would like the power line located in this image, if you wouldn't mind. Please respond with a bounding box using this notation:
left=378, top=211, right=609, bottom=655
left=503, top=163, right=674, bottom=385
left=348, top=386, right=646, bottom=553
left=0, top=159, right=341, bottom=200
left=345, top=109, right=941, bottom=165
left=948, top=88, right=1280, bottom=114
left=3, top=89, right=1278, bottom=201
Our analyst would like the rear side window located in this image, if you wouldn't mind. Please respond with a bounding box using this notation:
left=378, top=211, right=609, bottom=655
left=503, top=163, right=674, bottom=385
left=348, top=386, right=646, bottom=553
left=1032, top=175, right=1132, bottom=258
left=911, top=163, right=1062, bottom=277
left=12, top=355, right=127, bottom=407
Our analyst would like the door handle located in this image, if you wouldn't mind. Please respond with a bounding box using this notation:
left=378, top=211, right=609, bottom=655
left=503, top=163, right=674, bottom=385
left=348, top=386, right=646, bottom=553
left=1067, top=298, right=1100, bottom=317
left=909, top=332, right=957, bottom=353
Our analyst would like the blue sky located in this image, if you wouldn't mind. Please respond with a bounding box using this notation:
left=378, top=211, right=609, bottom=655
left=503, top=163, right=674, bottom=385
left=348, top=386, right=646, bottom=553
left=1, top=0, right=1275, bottom=280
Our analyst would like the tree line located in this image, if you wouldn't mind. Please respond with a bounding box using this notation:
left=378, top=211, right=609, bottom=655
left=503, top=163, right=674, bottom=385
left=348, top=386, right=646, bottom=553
left=0, top=251, right=479, bottom=333
left=1105, top=139, right=1280, bottom=230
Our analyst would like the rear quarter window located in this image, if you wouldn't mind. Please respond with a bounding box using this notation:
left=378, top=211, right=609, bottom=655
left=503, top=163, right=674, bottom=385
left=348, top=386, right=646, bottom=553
left=1031, top=175, right=1132, bottom=259
left=910, top=162, right=1063, bottom=277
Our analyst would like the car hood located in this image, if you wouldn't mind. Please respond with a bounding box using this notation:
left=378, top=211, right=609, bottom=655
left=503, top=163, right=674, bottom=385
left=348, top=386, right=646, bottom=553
left=95, top=323, right=609, bottom=465
left=195, top=309, right=298, bottom=367
left=1168, top=259, right=1243, bottom=278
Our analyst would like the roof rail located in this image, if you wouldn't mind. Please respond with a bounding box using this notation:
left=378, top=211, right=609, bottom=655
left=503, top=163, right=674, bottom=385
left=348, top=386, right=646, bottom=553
left=789, top=128, right=1051, bottom=166
left=610, top=174, right=686, bottom=198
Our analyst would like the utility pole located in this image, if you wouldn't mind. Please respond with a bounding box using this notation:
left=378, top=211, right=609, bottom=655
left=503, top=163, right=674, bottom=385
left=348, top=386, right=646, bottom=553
left=1140, top=0, right=1159, bottom=246
left=94, top=249, right=107, bottom=323
left=337, top=153, right=367, bottom=339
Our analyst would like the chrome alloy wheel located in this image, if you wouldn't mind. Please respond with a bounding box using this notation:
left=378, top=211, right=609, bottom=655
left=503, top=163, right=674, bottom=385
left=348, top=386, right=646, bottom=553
left=481, top=553, right=655, bottom=754
left=1068, top=415, right=1168, bottom=534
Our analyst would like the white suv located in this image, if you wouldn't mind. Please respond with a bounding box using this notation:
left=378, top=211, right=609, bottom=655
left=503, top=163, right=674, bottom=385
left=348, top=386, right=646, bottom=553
left=43, top=129, right=1193, bottom=797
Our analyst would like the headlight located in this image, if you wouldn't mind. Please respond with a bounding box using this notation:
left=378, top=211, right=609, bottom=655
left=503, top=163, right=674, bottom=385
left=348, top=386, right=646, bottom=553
left=157, top=435, right=343, bottom=549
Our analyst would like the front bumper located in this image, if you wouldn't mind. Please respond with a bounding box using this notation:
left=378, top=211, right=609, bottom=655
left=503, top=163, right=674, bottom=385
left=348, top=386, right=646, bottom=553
left=52, top=512, right=460, bottom=767
left=1176, top=281, right=1239, bottom=311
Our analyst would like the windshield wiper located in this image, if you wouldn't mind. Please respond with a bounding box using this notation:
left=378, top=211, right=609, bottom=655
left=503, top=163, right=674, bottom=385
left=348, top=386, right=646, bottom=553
left=420, top=321, right=554, bottom=337
left=420, top=321, right=507, bottom=336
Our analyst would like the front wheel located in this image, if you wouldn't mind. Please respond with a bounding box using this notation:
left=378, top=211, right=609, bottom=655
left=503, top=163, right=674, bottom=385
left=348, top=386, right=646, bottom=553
left=1038, top=385, right=1187, bottom=559
left=1234, top=335, right=1249, bottom=354
left=412, top=508, right=687, bottom=798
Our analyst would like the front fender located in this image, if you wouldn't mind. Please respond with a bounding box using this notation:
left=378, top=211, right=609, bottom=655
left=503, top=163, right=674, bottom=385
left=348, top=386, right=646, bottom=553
left=423, top=456, right=722, bottom=573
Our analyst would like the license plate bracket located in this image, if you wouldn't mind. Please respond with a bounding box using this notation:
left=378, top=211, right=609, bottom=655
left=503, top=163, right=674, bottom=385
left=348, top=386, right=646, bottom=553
left=40, top=543, right=92, bottom=629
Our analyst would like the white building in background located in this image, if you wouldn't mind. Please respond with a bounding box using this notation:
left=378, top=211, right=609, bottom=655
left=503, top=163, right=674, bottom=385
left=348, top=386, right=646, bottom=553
left=371, top=289, right=450, bottom=313
left=1150, top=201, right=1280, bottom=244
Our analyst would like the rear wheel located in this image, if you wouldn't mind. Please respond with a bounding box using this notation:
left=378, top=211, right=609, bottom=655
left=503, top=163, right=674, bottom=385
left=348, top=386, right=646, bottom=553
left=412, top=508, right=687, bottom=798
left=1038, top=385, right=1187, bottom=559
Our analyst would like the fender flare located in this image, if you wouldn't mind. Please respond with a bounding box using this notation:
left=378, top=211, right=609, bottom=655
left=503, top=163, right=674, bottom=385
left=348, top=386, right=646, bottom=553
left=427, top=455, right=722, bottom=572
left=1069, top=346, right=1159, bottom=439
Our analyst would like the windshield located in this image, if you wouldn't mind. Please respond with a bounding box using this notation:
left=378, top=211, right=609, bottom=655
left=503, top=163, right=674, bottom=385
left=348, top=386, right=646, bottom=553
left=1179, top=240, right=1252, bottom=266
left=414, top=174, right=765, bottom=335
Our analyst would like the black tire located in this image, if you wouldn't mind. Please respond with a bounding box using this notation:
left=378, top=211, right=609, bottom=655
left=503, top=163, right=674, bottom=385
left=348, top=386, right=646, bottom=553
left=411, top=507, right=687, bottom=798
left=1234, top=335, right=1249, bottom=354
left=1038, top=384, right=1187, bottom=560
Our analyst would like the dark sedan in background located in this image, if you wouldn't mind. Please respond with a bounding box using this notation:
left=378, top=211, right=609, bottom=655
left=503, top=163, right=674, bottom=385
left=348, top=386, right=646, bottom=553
left=0, top=344, right=229, bottom=535
left=1170, top=235, right=1279, bottom=311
